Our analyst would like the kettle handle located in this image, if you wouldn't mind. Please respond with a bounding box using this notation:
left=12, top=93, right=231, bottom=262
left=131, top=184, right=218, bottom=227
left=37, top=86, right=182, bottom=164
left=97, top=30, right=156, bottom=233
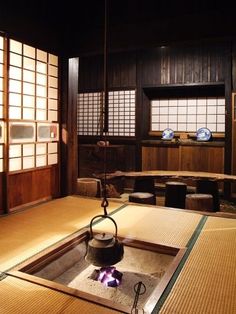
left=89, top=214, right=118, bottom=239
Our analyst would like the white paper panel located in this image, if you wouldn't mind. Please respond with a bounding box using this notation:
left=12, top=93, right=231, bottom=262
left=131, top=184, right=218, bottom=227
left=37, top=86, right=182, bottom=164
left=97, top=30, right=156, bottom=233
left=36, top=143, right=47, bottom=155
left=36, top=97, right=47, bottom=109
left=9, top=145, right=21, bottom=158
left=187, top=124, right=196, bottom=132
left=36, top=109, right=46, bottom=120
left=0, top=145, right=3, bottom=158
left=23, top=144, right=34, bottom=156
left=0, top=159, right=3, bottom=172
left=0, top=78, right=2, bottom=91
left=208, top=115, right=217, bottom=123
left=37, top=73, right=47, bottom=85
left=36, top=85, right=47, bottom=97
left=218, top=98, right=225, bottom=106
left=217, top=106, right=225, bottom=114
left=0, top=105, right=3, bottom=119
left=48, top=99, right=58, bottom=110
left=0, top=51, right=3, bottom=64
left=9, top=106, right=21, bottom=119
left=49, top=54, right=58, bottom=66
left=10, top=40, right=22, bottom=54
left=9, top=93, right=21, bottom=107
left=10, top=53, right=22, bottom=67
left=48, top=65, right=58, bottom=77
left=48, top=110, right=58, bottom=122
left=23, top=69, right=35, bottom=83
left=217, top=124, right=225, bottom=132
left=48, top=76, right=58, bottom=88
left=0, top=64, right=3, bottom=76
left=197, top=115, right=206, bottom=123
left=9, top=158, right=22, bottom=171
left=23, top=107, right=34, bottom=120
left=37, top=49, right=47, bottom=62
left=23, top=57, right=35, bottom=71
left=0, top=91, right=2, bottom=104
left=37, top=61, right=47, bottom=74
left=23, top=44, right=35, bottom=58
left=9, top=66, right=22, bottom=80
left=9, top=79, right=21, bottom=93
left=23, top=82, right=35, bottom=95
left=48, top=153, right=58, bottom=165
left=0, top=37, right=3, bottom=50
left=207, top=98, right=217, bottom=106
left=207, top=123, right=216, bottom=132
left=36, top=155, right=47, bottom=167
left=23, top=95, right=35, bottom=108
left=23, top=156, right=34, bottom=169
left=48, top=142, right=57, bottom=154
left=217, top=115, right=225, bottom=123
left=48, top=87, right=57, bottom=99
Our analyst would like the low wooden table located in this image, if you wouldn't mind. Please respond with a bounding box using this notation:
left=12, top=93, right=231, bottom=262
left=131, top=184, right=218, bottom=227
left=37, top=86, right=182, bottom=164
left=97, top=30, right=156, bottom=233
left=119, top=170, right=236, bottom=182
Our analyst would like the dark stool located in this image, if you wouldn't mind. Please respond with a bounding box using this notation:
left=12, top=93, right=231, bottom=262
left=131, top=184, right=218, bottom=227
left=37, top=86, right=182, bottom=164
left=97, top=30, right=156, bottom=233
left=165, top=181, right=187, bottom=209
left=133, top=177, right=156, bottom=195
left=196, top=179, right=219, bottom=212
left=185, top=193, right=213, bottom=212
left=131, top=177, right=157, bottom=205
left=129, top=192, right=156, bottom=205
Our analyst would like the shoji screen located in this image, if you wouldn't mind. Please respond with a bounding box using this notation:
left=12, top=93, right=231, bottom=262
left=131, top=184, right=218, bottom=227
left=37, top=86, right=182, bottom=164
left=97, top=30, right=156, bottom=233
left=8, top=39, right=59, bottom=172
left=77, top=90, right=136, bottom=136
left=151, top=97, right=225, bottom=133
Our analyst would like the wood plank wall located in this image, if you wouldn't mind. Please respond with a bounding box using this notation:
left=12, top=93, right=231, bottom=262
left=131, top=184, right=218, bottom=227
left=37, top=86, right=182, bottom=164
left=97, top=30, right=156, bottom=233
left=140, top=43, right=226, bottom=86
left=7, top=166, right=59, bottom=212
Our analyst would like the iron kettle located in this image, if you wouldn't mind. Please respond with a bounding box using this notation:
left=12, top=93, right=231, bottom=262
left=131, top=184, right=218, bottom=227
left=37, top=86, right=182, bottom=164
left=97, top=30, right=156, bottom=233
left=85, top=214, right=124, bottom=267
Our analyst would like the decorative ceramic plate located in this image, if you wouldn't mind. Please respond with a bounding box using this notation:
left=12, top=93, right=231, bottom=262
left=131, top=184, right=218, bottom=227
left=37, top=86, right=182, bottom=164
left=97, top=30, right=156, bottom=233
left=196, top=127, right=212, bottom=141
left=162, top=128, right=174, bottom=140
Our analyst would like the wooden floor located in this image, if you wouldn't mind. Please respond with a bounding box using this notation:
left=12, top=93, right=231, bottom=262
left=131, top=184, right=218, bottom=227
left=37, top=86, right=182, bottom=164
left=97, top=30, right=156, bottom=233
left=0, top=196, right=236, bottom=313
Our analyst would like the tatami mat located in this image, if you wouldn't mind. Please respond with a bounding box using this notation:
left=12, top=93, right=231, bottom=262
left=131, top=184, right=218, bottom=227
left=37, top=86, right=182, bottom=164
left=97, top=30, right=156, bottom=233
left=0, top=275, right=121, bottom=314
left=159, top=216, right=236, bottom=314
left=92, top=204, right=203, bottom=248
left=0, top=196, right=122, bottom=272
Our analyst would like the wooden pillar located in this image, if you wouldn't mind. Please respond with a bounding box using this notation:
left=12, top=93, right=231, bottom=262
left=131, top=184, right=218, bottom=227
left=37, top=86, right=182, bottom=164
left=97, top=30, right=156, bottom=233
left=60, top=57, right=79, bottom=196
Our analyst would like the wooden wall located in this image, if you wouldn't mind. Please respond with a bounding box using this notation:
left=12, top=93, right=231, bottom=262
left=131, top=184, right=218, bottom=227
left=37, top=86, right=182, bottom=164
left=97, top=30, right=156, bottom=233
left=6, top=167, right=59, bottom=212
left=77, top=40, right=232, bottom=196
left=142, top=145, right=224, bottom=173
left=0, top=173, right=4, bottom=214
left=139, top=43, right=226, bottom=86
left=78, top=51, right=137, bottom=91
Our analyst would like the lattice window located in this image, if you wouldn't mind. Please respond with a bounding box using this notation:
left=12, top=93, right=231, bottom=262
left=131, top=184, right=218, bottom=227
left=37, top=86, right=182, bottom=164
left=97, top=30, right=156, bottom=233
left=8, top=39, right=59, bottom=172
left=77, top=90, right=136, bottom=136
left=151, top=97, right=225, bottom=133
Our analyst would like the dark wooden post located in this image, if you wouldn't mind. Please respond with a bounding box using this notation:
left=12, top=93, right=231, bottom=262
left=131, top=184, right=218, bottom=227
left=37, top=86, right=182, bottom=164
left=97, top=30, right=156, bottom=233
left=60, top=57, right=79, bottom=196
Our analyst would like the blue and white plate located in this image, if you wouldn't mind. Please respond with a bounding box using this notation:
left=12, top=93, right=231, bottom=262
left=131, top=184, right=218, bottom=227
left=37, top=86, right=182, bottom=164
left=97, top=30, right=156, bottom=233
left=162, top=128, right=174, bottom=140
left=196, top=127, right=212, bottom=141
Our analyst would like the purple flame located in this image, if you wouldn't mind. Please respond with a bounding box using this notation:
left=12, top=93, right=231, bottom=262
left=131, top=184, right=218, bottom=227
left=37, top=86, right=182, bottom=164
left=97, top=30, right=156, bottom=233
left=97, top=266, right=122, bottom=287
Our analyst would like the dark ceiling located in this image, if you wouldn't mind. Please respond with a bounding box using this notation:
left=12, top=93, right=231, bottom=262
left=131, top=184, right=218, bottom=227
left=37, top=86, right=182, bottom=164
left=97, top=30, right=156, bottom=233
left=1, top=0, right=235, bottom=57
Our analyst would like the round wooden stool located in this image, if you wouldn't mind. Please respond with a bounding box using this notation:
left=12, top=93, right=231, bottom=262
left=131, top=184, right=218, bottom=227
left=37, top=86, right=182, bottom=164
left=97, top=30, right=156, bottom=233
left=76, top=178, right=101, bottom=197
left=196, top=179, right=219, bottom=211
left=185, top=193, right=213, bottom=212
left=129, top=192, right=156, bottom=205
left=165, top=181, right=187, bottom=209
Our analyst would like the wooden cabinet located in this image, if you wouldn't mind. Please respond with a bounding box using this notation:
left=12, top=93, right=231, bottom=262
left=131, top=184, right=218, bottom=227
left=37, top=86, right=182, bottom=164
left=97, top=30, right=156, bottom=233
left=142, top=143, right=224, bottom=174
left=180, top=146, right=224, bottom=172
left=142, top=146, right=179, bottom=171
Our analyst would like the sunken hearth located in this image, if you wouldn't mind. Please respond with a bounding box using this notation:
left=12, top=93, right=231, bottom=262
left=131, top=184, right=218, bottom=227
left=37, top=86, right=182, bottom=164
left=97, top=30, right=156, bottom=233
left=11, top=230, right=186, bottom=313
